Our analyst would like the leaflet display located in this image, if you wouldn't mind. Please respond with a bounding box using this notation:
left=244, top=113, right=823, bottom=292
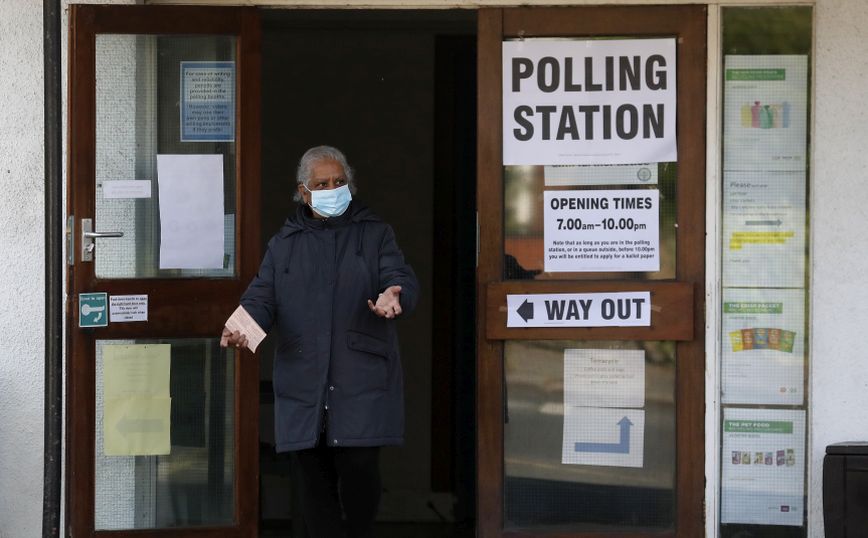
left=723, top=56, right=807, bottom=173
left=723, top=170, right=806, bottom=287
left=721, top=408, right=806, bottom=526
left=722, top=288, right=805, bottom=405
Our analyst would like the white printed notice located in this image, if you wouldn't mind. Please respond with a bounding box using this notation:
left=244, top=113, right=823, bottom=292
left=544, top=164, right=658, bottom=187
left=722, top=288, right=805, bottom=405
left=723, top=170, right=806, bottom=288
left=109, top=295, right=148, bottom=323
left=102, top=180, right=152, bottom=199
left=723, top=56, right=808, bottom=173
left=503, top=38, right=676, bottom=166
left=562, top=406, right=644, bottom=468
left=180, top=62, right=235, bottom=142
left=564, top=349, right=645, bottom=408
left=507, top=292, right=650, bottom=328
left=157, top=154, right=225, bottom=269
left=721, top=408, right=806, bottom=526
left=544, top=189, right=659, bottom=272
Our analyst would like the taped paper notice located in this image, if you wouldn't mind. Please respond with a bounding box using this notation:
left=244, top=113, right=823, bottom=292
left=225, top=305, right=266, bottom=353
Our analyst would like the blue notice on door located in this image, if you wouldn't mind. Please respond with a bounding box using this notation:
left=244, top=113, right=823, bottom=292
left=180, top=61, right=235, bottom=142
left=79, top=292, right=109, bottom=328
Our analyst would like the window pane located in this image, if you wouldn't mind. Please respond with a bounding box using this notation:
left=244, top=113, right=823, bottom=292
left=94, top=339, right=235, bottom=530
left=504, top=163, right=677, bottom=280
left=95, top=34, right=237, bottom=279
left=719, top=7, right=812, bottom=537
left=504, top=340, right=675, bottom=532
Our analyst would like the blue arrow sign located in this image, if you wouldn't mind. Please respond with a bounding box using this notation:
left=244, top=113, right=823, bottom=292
left=574, top=416, right=633, bottom=454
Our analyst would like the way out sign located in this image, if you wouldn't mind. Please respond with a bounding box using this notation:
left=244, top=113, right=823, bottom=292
left=507, top=291, right=651, bottom=328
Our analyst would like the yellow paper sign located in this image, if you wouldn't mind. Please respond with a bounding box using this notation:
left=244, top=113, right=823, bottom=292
left=102, top=344, right=172, bottom=456
left=104, top=397, right=171, bottom=456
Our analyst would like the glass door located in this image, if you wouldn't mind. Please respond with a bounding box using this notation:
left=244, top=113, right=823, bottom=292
left=476, top=7, right=706, bottom=537
left=67, top=5, right=260, bottom=536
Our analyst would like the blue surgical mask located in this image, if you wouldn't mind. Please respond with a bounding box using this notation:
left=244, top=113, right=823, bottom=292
left=306, top=183, right=352, bottom=218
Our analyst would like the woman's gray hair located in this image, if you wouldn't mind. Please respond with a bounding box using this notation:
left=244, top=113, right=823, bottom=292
left=293, top=145, right=356, bottom=202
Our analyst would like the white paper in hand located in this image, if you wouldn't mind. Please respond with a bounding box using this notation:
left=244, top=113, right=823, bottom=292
left=225, top=305, right=266, bottom=353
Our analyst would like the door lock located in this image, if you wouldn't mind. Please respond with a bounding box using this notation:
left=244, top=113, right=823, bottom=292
left=81, top=218, right=124, bottom=262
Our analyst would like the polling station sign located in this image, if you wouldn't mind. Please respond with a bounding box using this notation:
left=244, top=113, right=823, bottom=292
left=507, top=291, right=651, bottom=328
left=503, top=39, right=677, bottom=166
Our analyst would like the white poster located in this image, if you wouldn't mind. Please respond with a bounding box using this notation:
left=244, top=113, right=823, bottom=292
left=722, top=288, right=805, bottom=405
left=544, top=189, right=659, bottom=272
left=564, top=349, right=645, bottom=408
left=109, top=295, right=148, bottom=323
left=157, top=154, right=225, bottom=269
left=503, top=39, right=677, bottom=166
left=723, top=55, right=808, bottom=172
left=507, top=292, right=650, bottom=328
left=102, top=180, right=152, bottom=199
left=562, top=407, right=644, bottom=468
left=721, top=408, right=806, bottom=526
left=723, top=170, right=807, bottom=287
left=544, top=164, right=658, bottom=186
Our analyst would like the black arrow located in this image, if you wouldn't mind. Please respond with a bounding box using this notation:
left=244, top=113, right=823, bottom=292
left=517, top=299, right=534, bottom=322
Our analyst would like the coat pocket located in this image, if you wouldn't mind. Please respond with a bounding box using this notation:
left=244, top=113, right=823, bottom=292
left=273, top=336, right=317, bottom=406
left=344, top=330, right=391, bottom=394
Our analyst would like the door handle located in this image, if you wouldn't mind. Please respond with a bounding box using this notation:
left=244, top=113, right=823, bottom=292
left=83, top=231, right=124, bottom=239
left=81, top=218, right=124, bottom=262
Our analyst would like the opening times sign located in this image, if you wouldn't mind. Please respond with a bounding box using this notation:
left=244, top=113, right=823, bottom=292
left=544, top=189, right=660, bottom=272
left=503, top=38, right=677, bottom=166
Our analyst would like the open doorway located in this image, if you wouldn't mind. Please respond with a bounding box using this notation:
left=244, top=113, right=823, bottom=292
left=256, top=10, right=477, bottom=537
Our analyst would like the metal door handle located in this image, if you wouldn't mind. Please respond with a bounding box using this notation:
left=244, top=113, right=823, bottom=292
left=81, top=218, right=124, bottom=262
left=83, top=231, right=124, bottom=238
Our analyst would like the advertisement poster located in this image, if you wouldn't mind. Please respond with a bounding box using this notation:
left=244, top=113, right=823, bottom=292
left=723, top=55, right=808, bottom=172
left=722, top=288, right=805, bottom=405
left=721, top=408, right=806, bottom=526
left=180, top=61, right=235, bottom=142
left=503, top=39, right=676, bottom=166
left=723, top=170, right=806, bottom=287
left=543, top=189, right=659, bottom=272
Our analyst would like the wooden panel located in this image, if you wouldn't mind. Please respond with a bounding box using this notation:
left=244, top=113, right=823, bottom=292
left=476, top=9, right=505, bottom=538
left=504, top=5, right=705, bottom=37
left=486, top=280, right=693, bottom=341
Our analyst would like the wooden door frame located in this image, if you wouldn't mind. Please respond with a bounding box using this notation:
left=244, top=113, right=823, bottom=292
left=66, top=5, right=261, bottom=537
left=476, top=6, right=707, bottom=538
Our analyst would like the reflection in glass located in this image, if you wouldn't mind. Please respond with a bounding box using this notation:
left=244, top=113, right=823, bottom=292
left=503, top=163, right=677, bottom=280
left=95, top=34, right=237, bottom=279
left=94, top=339, right=235, bottom=530
left=504, top=340, right=675, bottom=532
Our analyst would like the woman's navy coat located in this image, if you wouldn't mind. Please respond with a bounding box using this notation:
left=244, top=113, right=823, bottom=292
left=241, top=201, right=418, bottom=452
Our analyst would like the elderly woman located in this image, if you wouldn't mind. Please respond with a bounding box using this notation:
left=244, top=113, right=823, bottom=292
left=222, top=145, right=419, bottom=538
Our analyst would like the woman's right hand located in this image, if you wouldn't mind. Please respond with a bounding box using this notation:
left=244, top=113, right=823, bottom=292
left=220, top=326, right=249, bottom=350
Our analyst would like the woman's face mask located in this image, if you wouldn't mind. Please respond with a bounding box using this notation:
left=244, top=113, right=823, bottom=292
left=306, top=183, right=352, bottom=218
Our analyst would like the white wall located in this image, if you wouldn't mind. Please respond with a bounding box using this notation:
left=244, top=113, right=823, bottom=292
left=0, top=1, right=135, bottom=536
left=811, top=1, right=868, bottom=536
left=0, top=1, right=48, bottom=537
